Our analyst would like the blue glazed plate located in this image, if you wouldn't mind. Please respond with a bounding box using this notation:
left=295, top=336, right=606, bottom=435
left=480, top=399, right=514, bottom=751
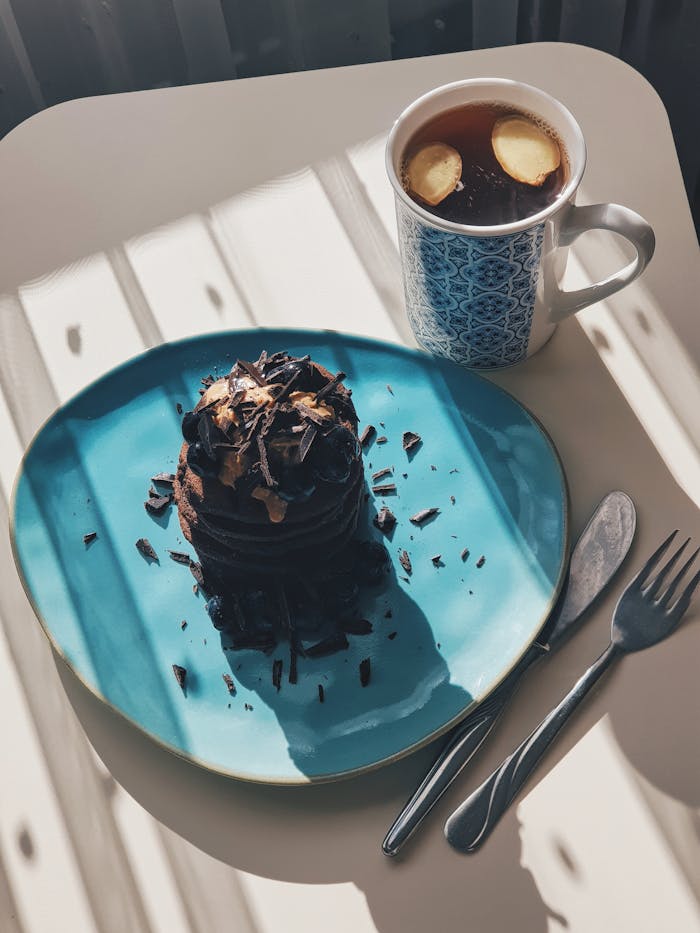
left=11, top=329, right=568, bottom=784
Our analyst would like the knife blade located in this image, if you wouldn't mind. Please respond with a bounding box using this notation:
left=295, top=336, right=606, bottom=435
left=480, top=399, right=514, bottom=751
left=381, top=490, right=636, bottom=857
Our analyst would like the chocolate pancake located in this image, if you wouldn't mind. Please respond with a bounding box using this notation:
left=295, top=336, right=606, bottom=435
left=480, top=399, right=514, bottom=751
left=173, top=351, right=365, bottom=587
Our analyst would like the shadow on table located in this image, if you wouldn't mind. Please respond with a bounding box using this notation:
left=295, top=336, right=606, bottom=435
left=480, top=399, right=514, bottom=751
left=56, top=321, right=700, bottom=933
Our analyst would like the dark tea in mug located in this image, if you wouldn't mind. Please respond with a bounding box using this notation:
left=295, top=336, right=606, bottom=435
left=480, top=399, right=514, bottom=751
left=400, top=102, right=568, bottom=227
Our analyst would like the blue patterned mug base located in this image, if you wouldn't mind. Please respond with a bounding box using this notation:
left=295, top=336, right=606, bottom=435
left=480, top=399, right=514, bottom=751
left=397, top=200, right=545, bottom=369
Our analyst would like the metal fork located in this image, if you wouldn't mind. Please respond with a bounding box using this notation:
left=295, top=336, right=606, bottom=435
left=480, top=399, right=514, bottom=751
left=445, top=530, right=700, bottom=853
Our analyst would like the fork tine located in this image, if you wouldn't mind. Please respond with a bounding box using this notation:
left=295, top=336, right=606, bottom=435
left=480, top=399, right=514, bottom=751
left=657, top=546, right=700, bottom=607
left=630, top=530, right=678, bottom=588
left=666, top=564, right=700, bottom=619
left=646, top=538, right=690, bottom=599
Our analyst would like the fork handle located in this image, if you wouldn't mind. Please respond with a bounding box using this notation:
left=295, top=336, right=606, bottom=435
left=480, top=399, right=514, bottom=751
left=445, top=643, right=620, bottom=853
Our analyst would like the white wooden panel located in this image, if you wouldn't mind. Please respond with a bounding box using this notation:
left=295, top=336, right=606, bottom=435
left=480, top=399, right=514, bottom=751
left=110, top=787, right=191, bottom=933
left=0, top=629, right=94, bottom=933
left=518, top=719, right=700, bottom=932
left=0, top=382, right=23, bottom=499
left=209, top=169, right=400, bottom=340
left=125, top=214, right=253, bottom=341
left=18, top=255, right=144, bottom=400
left=347, top=133, right=401, bottom=248
left=239, top=874, right=377, bottom=933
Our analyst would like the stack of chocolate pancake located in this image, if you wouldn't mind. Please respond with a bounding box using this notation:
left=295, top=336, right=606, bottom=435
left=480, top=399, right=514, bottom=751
left=173, top=351, right=365, bottom=591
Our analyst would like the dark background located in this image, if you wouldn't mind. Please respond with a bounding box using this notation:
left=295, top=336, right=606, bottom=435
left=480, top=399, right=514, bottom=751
left=1, top=0, right=698, bottom=235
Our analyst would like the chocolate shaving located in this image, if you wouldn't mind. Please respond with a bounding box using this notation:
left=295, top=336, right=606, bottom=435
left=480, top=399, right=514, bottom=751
left=136, top=538, right=158, bottom=561
left=201, top=374, right=215, bottom=387
left=359, top=425, right=375, bottom=447
left=398, top=550, right=412, bottom=575
left=276, top=583, right=292, bottom=634
left=461, top=548, right=470, bottom=562
left=376, top=436, right=388, bottom=444
left=83, top=531, right=97, bottom=545
left=318, top=684, right=325, bottom=703
left=274, top=370, right=301, bottom=403
left=450, top=495, right=456, bottom=505
left=180, top=620, right=187, bottom=630
left=144, top=494, right=172, bottom=515
left=257, top=435, right=275, bottom=487
left=237, top=359, right=267, bottom=386
left=295, top=402, right=330, bottom=426
left=151, top=472, right=175, bottom=486
left=449, top=468, right=460, bottom=474
left=304, top=632, right=349, bottom=657
left=272, top=659, right=283, bottom=692
left=388, top=631, right=397, bottom=640
left=402, top=431, right=421, bottom=452
left=315, top=371, right=346, bottom=402
left=223, top=673, right=235, bottom=695
left=228, top=389, right=245, bottom=409
left=198, top=410, right=219, bottom=459
left=431, top=554, right=443, bottom=567
left=372, top=483, right=396, bottom=495
left=189, top=561, right=205, bottom=588
left=387, top=384, right=394, bottom=395
left=148, top=486, right=159, bottom=498
left=168, top=550, right=192, bottom=564
left=410, top=507, right=439, bottom=526
left=431, top=465, right=437, bottom=471
left=384, top=609, right=393, bottom=619
left=176, top=403, right=183, bottom=415
left=476, top=555, right=486, bottom=568
left=172, top=664, right=187, bottom=689
left=371, top=467, right=392, bottom=481
left=373, top=506, right=396, bottom=534
left=298, top=423, right=318, bottom=462
left=342, top=618, right=373, bottom=635
left=359, top=657, right=371, bottom=687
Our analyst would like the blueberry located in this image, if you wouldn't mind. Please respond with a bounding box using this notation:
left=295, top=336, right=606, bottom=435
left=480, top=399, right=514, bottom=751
left=186, top=441, right=217, bottom=478
left=355, top=541, right=390, bottom=585
left=181, top=410, right=200, bottom=442
left=206, top=595, right=230, bottom=631
left=278, top=468, right=316, bottom=503
left=267, top=358, right=311, bottom=386
left=310, top=426, right=358, bottom=484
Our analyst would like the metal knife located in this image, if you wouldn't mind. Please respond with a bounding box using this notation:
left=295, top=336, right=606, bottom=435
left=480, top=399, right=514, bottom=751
left=381, top=490, right=636, bottom=857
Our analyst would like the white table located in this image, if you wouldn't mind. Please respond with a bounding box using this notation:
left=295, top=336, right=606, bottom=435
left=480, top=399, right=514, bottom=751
left=1, top=42, right=700, bottom=933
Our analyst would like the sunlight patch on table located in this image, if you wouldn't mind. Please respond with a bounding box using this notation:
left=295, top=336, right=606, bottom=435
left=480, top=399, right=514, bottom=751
left=19, top=255, right=144, bottom=400
left=210, top=168, right=400, bottom=341
left=125, top=215, right=253, bottom=341
left=0, top=627, right=94, bottom=933
left=518, top=717, right=700, bottom=932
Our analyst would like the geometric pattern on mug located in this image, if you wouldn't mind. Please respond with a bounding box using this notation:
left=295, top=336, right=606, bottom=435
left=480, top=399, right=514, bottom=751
left=397, top=200, right=545, bottom=369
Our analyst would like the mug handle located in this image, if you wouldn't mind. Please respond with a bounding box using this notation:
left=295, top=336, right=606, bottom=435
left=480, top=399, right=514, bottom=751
left=548, top=203, right=655, bottom=323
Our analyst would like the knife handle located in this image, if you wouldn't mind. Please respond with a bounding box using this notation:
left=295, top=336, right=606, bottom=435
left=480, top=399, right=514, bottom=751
left=444, top=645, right=618, bottom=853
left=382, top=644, right=544, bottom=857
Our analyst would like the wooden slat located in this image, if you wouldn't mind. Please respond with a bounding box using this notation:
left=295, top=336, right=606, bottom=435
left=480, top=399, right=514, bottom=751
left=0, top=837, right=25, bottom=933
left=0, top=629, right=95, bottom=933
left=313, top=153, right=410, bottom=345
left=208, top=169, right=401, bottom=340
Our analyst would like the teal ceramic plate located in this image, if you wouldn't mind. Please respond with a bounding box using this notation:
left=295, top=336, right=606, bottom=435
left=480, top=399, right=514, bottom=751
left=12, top=329, right=568, bottom=784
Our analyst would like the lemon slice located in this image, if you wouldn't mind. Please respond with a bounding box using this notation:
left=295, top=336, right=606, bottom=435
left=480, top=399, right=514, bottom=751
left=405, top=142, right=462, bottom=207
left=491, top=116, right=561, bottom=187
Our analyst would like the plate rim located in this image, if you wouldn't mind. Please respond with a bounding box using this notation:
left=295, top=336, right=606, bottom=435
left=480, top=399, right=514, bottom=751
left=9, top=327, right=570, bottom=785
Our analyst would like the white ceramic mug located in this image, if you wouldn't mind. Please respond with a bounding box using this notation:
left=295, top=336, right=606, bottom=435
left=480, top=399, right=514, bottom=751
left=385, top=78, right=655, bottom=370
